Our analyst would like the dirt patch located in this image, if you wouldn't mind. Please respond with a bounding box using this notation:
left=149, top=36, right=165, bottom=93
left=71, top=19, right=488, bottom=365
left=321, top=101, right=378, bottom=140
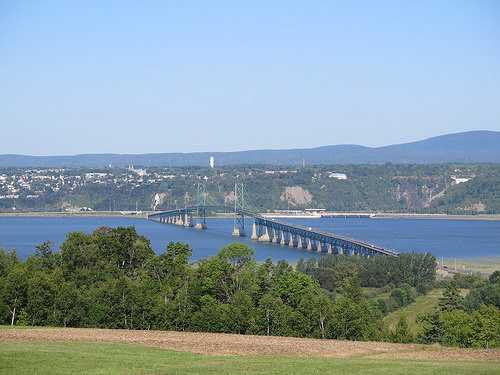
left=1, top=328, right=499, bottom=361
left=280, top=186, right=313, bottom=206
left=224, top=191, right=235, bottom=205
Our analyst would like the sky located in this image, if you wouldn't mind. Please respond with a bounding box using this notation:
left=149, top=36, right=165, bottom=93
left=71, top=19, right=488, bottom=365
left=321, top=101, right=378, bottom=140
left=1, top=1, right=499, bottom=155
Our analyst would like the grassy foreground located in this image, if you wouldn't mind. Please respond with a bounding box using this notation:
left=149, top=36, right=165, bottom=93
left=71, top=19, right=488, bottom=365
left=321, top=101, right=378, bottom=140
left=0, top=341, right=499, bottom=375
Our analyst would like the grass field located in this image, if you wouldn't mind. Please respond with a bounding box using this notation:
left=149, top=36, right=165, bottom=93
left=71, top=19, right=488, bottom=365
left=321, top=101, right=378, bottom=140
left=383, top=289, right=443, bottom=335
left=442, top=257, right=500, bottom=276
left=1, top=341, right=499, bottom=375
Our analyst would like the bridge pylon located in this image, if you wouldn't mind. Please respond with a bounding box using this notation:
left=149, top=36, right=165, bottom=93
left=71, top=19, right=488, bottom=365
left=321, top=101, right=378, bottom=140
left=232, top=182, right=245, bottom=237
left=183, top=193, right=193, bottom=227
left=195, top=182, right=207, bottom=230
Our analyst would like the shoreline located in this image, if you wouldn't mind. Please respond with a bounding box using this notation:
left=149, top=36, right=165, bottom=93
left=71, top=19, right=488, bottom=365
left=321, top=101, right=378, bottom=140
left=370, top=213, right=500, bottom=221
left=1, top=211, right=500, bottom=221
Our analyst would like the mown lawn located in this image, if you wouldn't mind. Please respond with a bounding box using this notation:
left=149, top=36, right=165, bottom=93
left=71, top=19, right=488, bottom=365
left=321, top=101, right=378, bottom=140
left=383, top=289, right=443, bottom=335
left=1, top=341, right=499, bottom=375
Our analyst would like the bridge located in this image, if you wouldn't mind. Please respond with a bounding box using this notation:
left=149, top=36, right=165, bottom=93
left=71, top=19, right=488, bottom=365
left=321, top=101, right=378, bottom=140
left=147, top=204, right=399, bottom=258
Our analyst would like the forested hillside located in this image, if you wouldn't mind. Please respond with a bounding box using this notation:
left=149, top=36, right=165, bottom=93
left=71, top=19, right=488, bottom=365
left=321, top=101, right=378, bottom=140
left=1, top=131, right=499, bottom=167
left=1, top=164, right=499, bottom=213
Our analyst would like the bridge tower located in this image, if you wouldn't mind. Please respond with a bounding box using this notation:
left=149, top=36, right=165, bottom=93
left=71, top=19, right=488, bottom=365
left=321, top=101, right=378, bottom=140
left=195, top=182, right=207, bottom=229
left=232, top=182, right=245, bottom=236
left=183, top=192, right=193, bottom=227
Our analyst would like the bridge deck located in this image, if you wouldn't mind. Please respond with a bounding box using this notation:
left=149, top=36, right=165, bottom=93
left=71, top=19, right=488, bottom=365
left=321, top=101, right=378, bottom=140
left=148, top=206, right=399, bottom=257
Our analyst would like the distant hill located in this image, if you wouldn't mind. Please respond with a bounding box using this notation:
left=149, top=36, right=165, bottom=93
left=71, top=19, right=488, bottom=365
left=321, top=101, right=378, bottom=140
left=1, top=131, right=499, bottom=167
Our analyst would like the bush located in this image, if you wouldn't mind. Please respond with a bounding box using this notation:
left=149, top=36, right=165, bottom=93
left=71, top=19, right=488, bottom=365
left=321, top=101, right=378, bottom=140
left=389, top=315, right=414, bottom=343
left=417, top=305, right=500, bottom=348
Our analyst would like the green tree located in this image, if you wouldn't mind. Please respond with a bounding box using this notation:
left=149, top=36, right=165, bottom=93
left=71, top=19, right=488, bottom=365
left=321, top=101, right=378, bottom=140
left=441, top=309, right=473, bottom=347
left=255, top=259, right=275, bottom=298
left=30, top=241, right=59, bottom=272
left=2, top=265, right=28, bottom=325
left=389, top=315, right=413, bottom=343
left=275, top=271, right=318, bottom=308
left=328, top=274, right=380, bottom=341
left=329, top=296, right=377, bottom=341
left=54, top=282, right=85, bottom=327
left=191, top=295, right=229, bottom=333
left=439, top=281, right=464, bottom=311
left=417, top=311, right=444, bottom=344
left=299, top=286, right=333, bottom=338
left=257, top=293, right=287, bottom=336
left=469, top=305, right=500, bottom=348
left=465, top=283, right=500, bottom=310
left=341, top=275, right=363, bottom=303
left=489, top=271, right=500, bottom=285
left=0, top=249, right=19, bottom=277
left=228, top=291, right=255, bottom=334
left=26, top=272, right=58, bottom=326
left=194, top=243, right=257, bottom=304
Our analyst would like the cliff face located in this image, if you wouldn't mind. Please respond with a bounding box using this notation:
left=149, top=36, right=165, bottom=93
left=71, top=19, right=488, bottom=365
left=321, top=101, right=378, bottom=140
left=391, top=177, right=448, bottom=210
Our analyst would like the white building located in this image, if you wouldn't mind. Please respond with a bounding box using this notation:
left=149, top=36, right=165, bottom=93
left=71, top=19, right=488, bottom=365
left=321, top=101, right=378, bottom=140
left=328, top=172, right=347, bottom=180
left=451, top=176, right=470, bottom=184
left=209, top=156, right=215, bottom=168
left=127, top=165, right=147, bottom=177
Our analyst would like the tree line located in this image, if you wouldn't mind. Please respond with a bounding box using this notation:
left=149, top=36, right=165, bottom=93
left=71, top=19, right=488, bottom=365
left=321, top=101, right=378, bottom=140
left=0, top=226, right=498, bottom=347
left=416, top=273, right=500, bottom=348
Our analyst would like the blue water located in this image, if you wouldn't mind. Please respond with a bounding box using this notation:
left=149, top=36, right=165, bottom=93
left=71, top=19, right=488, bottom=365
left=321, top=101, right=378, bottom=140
left=0, top=216, right=499, bottom=261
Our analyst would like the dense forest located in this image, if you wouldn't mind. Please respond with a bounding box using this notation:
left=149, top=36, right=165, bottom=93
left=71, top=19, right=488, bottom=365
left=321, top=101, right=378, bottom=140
left=1, top=227, right=498, bottom=347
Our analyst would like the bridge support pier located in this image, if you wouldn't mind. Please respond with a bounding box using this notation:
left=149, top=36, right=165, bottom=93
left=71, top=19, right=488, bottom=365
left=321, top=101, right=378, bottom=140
left=280, top=231, right=286, bottom=245
left=259, top=226, right=270, bottom=242
left=326, top=243, right=332, bottom=254
left=288, top=234, right=295, bottom=247
left=317, top=242, right=322, bottom=253
left=176, top=215, right=184, bottom=226
left=232, top=227, right=244, bottom=236
left=306, top=238, right=313, bottom=251
left=271, top=229, right=278, bottom=243
left=195, top=222, right=207, bottom=230
left=251, top=222, right=258, bottom=240
left=184, top=213, right=193, bottom=227
left=297, top=236, right=303, bottom=249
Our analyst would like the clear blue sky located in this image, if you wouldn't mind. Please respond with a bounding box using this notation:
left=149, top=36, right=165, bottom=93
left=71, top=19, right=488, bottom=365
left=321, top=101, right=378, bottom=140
left=1, top=0, right=499, bottom=155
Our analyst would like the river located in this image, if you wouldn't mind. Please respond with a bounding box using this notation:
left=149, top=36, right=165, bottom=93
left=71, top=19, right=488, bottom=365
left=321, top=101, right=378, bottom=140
left=0, top=216, right=499, bottom=261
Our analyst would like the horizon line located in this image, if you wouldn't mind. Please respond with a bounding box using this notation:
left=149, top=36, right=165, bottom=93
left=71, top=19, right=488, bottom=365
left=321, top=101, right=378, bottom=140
left=1, top=130, right=497, bottom=158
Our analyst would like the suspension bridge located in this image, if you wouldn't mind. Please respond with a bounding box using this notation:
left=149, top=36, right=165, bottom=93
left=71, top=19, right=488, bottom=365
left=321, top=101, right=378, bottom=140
left=147, top=183, right=399, bottom=257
